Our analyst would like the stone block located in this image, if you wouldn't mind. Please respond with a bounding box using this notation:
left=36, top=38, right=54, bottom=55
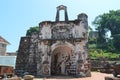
left=23, top=75, right=34, bottom=80
left=105, top=76, right=120, bottom=80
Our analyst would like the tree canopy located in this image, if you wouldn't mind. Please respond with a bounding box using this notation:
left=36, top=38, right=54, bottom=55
left=92, top=10, right=120, bottom=51
left=26, top=26, right=39, bottom=36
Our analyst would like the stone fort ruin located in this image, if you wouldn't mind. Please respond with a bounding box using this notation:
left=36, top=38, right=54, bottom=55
left=15, top=5, right=91, bottom=77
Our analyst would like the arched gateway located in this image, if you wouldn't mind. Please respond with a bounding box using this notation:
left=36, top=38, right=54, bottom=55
left=51, top=42, right=74, bottom=75
left=15, top=5, right=91, bottom=77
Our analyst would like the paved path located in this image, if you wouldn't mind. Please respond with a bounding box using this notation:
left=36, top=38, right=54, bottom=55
left=34, top=72, right=113, bottom=80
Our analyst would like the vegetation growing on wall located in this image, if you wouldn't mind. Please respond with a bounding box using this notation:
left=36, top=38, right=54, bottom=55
left=26, top=26, right=39, bottom=36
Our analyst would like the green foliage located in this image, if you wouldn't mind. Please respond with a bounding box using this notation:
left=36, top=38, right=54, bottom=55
left=92, top=9, right=120, bottom=51
left=113, top=35, right=120, bottom=50
left=88, top=26, right=93, bottom=32
left=106, top=39, right=115, bottom=52
left=89, top=48, right=120, bottom=60
left=89, top=38, right=97, bottom=44
left=26, top=26, right=39, bottom=36
left=88, top=26, right=97, bottom=45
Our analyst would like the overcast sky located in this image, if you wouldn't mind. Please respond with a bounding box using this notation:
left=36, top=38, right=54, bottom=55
left=0, top=0, right=119, bottom=52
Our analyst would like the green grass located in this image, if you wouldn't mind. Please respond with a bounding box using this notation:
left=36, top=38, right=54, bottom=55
left=89, top=48, right=120, bottom=60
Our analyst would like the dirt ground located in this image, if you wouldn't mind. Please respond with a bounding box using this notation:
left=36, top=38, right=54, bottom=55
left=34, top=72, right=113, bottom=80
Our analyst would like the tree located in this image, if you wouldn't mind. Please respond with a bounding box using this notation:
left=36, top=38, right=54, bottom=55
left=88, top=26, right=93, bottom=32
left=93, top=10, right=120, bottom=51
left=88, top=26, right=97, bottom=45
left=26, top=26, right=39, bottom=36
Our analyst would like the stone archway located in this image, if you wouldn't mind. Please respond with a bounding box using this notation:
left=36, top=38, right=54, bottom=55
left=51, top=42, right=74, bottom=75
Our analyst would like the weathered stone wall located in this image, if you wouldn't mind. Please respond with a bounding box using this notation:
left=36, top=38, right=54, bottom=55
left=16, top=5, right=90, bottom=77
left=15, top=37, right=31, bottom=72
left=37, top=12, right=90, bottom=77
left=15, top=34, right=38, bottom=75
